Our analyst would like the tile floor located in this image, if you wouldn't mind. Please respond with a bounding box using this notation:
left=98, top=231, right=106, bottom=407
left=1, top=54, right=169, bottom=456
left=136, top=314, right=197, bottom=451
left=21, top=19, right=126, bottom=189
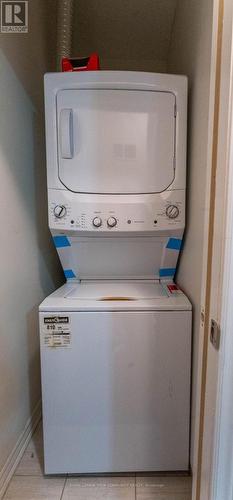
left=3, top=422, right=192, bottom=499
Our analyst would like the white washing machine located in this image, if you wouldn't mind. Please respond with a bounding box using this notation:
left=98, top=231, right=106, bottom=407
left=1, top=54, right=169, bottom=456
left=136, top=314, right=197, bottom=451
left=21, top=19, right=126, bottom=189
left=40, top=280, right=191, bottom=473
left=40, top=71, right=192, bottom=474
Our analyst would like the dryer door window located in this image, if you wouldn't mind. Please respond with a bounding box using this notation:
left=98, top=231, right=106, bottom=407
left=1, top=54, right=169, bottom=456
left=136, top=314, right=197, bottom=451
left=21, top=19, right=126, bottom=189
left=56, top=89, right=176, bottom=194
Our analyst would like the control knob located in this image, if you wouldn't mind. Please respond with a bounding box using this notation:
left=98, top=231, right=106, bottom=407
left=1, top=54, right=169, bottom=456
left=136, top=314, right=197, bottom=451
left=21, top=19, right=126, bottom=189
left=107, top=217, right=117, bottom=228
left=93, top=217, right=102, bottom=228
left=54, top=205, right=67, bottom=218
left=166, top=205, right=179, bottom=219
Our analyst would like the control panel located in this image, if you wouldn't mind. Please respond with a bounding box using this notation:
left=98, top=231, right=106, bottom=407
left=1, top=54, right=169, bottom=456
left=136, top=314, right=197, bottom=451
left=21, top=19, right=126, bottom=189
left=48, top=190, right=185, bottom=233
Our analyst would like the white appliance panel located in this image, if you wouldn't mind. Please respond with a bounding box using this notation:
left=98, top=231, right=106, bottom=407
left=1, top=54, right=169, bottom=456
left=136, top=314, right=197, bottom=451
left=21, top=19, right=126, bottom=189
left=55, top=235, right=181, bottom=280
left=45, top=72, right=187, bottom=192
left=48, top=189, right=185, bottom=234
left=57, top=89, right=176, bottom=194
left=40, top=310, right=191, bottom=473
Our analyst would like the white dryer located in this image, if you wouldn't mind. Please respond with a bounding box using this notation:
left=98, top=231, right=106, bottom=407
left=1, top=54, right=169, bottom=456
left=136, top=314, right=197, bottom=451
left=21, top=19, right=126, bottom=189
left=40, top=71, right=192, bottom=474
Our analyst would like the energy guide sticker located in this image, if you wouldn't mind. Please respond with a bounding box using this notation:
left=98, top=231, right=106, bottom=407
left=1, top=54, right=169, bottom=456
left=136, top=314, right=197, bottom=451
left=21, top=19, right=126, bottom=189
left=43, top=316, right=71, bottom=348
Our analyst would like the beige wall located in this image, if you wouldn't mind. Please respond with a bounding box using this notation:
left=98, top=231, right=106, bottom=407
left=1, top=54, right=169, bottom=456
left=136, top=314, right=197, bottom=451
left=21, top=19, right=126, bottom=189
left=167, top=0, right=214, bottom=472
left=0, top=0, right=63, bottom=485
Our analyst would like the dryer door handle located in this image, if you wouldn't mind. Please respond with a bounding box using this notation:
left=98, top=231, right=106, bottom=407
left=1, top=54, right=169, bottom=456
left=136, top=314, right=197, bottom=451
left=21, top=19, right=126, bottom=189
left=59, top=109, right=74, bottom=159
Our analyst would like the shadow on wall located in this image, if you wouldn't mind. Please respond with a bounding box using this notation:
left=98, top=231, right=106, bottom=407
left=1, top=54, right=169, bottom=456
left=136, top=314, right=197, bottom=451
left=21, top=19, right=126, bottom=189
left=0, top=50, right=63, bottom=292
left=0, top=50, right=63, bottom=440
left=26, top=305, right=43, bottom=419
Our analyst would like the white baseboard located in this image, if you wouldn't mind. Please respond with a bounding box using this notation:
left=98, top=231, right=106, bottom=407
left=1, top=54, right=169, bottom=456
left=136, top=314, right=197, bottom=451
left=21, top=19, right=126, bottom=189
left=0, top=400, right=42, bottom=499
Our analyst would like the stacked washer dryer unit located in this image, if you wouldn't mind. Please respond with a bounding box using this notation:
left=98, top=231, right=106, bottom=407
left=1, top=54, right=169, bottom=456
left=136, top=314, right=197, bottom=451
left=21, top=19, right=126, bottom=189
left=40, top=71, right=192, bottom=474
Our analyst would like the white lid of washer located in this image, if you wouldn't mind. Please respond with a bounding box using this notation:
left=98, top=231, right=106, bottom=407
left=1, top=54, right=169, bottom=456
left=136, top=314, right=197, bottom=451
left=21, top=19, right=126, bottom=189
left=39, top=281, right=192, bottom=312
left=64, top=281, right=168, bottom=300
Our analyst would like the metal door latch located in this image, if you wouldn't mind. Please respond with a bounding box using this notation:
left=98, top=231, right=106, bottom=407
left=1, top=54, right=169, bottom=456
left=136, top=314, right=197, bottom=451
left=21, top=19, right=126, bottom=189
left=210, top=319, right=221, bottom=350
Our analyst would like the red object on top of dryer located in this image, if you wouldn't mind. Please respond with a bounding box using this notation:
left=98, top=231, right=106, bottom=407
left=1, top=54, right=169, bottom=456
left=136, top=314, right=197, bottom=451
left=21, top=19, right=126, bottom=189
left=61, top=53, right=100, bottom=72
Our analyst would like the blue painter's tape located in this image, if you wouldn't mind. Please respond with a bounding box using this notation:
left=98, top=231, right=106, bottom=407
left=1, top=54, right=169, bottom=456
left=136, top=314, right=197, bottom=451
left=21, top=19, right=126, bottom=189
left=166, top=238, right=182, bottom=250
left=53, top=235, right=71, bottom=248
left=159, top=268, right=176, bottom=278
left=64, top=269, right=76, bottom=279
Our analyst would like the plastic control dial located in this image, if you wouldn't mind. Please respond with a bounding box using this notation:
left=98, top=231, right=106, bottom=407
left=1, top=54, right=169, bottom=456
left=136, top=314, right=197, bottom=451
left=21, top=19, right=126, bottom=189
left=54, top=205, right=67, bottom=218
left=166, top=205, right=179, bottom=219
left=107, top=217, right=117, bottom=228
left=92, top=217, right=102, bottom=228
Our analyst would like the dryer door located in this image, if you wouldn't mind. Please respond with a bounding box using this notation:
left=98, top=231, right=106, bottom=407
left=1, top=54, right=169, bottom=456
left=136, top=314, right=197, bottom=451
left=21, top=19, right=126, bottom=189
left=56, top=89, right=176, bottom=194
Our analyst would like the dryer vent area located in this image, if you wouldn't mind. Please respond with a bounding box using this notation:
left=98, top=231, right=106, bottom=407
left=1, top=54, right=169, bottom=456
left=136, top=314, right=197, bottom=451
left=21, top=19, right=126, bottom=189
left=73, top=0, right=178, bottom=73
